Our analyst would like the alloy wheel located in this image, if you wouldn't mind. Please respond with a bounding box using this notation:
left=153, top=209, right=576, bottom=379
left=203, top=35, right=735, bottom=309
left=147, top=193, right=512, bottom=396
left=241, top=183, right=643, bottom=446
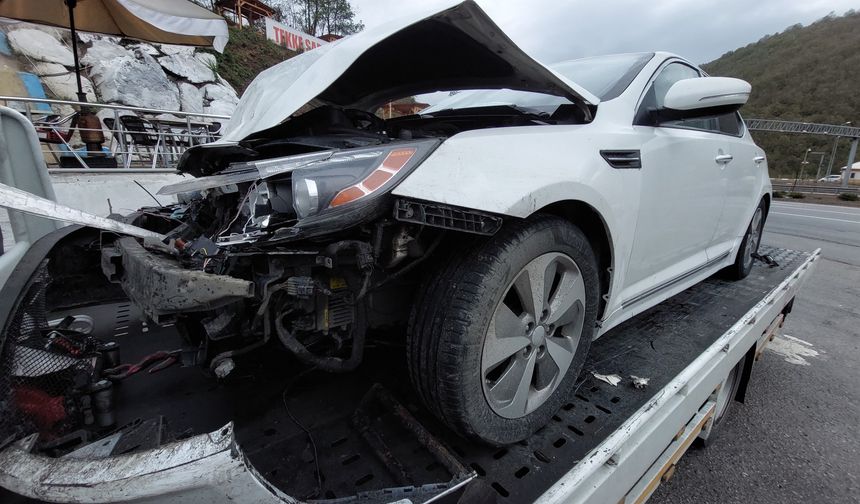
left=481, top=252, right=586, bottom=419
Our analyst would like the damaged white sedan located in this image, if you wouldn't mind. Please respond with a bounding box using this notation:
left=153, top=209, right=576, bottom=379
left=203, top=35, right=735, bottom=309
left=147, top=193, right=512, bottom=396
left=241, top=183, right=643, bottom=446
left=0, top=0, right=770, bottom=502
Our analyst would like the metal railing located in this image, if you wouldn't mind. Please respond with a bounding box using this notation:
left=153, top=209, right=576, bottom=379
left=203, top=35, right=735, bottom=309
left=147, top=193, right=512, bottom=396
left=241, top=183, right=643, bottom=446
left=0, top=96, right=231, bottom=170
left=772, top=182, right=860, bottom=195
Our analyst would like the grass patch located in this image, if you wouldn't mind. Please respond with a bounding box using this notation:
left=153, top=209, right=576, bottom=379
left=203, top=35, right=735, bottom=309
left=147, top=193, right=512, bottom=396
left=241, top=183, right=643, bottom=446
left=787, top=192, right=806, bottom=199
left=205, top=27, right=298, bottom=94
left=838, top=192, right=859, bottom=201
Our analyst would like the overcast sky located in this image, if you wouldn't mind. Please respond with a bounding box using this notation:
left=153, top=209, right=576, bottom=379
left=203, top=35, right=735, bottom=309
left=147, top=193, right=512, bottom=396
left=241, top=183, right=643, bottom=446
left=351, top=0, right=858, bottom=65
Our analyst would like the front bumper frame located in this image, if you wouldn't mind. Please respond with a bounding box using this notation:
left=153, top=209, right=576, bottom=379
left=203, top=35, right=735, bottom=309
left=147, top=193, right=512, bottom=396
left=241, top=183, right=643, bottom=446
left=101, top=238, right=255, bottom=324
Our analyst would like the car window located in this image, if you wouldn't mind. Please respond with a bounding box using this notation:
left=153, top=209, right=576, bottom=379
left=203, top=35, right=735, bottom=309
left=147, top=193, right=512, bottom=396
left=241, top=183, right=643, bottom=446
left=552, top=52, right=654, bottom=101
left=637, top=61, right=743, bottom=136
left=419, top=52, right=655, bottom=115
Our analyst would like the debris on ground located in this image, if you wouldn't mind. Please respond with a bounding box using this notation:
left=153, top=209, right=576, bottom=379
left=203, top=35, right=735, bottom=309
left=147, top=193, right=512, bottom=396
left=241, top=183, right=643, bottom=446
left=630, top=375, right=650, bottom=389
left=592, top=372, right=622, bottom=386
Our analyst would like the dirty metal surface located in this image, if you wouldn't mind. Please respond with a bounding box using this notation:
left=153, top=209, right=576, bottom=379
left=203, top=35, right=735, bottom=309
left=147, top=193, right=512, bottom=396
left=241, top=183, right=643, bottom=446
left=2, top=246, right=810, bottom=504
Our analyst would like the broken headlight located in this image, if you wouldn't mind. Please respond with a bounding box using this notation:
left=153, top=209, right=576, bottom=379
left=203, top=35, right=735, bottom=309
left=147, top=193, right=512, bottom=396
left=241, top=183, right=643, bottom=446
left=291, top=139, right=439, bottom=220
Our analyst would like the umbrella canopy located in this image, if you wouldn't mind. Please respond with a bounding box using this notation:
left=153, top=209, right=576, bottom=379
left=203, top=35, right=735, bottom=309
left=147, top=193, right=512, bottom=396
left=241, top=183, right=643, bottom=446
left=0, top=0, right=229, bottom=52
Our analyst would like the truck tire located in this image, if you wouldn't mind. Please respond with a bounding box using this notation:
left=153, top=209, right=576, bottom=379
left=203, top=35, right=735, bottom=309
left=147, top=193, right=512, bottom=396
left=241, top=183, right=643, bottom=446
left=407, top=216, right=599, bottom=445
left=724, top=200, right=766, bottom=280
left=697, top=354, right=748, bottom=447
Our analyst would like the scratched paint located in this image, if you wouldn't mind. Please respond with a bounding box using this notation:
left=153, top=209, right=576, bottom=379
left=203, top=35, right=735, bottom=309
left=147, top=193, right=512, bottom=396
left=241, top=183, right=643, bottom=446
left=766, top=334, right=821, bottom=366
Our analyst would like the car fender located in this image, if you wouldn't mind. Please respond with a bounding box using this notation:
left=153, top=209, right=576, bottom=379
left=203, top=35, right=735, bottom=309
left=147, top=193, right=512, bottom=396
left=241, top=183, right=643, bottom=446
left=393, top=125, right=643, bottom=319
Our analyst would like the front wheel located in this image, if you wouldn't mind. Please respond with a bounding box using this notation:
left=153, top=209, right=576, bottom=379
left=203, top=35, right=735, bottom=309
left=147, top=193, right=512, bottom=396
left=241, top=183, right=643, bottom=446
left=407, top=216, right=600, bottom=445
left=723, top=200, right=766, bottom=280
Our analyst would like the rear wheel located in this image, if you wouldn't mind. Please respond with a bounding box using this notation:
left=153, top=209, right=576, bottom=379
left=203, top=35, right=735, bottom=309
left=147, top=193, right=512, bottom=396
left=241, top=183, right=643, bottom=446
left=724, top=200, right=766, bottom=280
left=407, top=216, right=599, bottom=445
left=698, top=354, right=747, bottom=447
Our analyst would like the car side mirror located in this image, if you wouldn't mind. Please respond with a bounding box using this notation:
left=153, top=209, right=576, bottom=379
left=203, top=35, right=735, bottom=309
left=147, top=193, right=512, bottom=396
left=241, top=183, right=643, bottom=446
left=655, top=77, right=751, bottom=123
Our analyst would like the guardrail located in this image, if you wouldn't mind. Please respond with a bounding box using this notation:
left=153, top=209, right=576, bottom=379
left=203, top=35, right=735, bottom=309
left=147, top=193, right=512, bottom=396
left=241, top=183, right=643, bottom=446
left=772, top=183, right=860, bottom=195
left=0, top=96, right=231, bottom=170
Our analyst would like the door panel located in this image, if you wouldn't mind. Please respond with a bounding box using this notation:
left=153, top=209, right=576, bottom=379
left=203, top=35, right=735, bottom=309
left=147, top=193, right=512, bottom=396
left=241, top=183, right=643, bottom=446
left=622, top=127, right=727, bottom=300
left=712, top=123, right=762, bottom=256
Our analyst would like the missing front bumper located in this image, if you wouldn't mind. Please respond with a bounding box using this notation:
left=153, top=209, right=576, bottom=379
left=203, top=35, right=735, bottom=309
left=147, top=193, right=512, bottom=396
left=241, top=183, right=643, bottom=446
left=101, top=238, right=255, bottom=324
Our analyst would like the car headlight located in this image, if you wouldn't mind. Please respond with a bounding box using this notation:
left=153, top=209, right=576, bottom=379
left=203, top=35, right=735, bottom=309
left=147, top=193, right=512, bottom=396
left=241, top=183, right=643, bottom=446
left=290, top=139, right=439, bottom=220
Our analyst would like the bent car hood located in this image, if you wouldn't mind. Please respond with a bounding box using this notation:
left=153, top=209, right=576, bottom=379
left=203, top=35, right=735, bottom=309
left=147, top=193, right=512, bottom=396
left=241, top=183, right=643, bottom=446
left=221, top=0, right=599, bottom=142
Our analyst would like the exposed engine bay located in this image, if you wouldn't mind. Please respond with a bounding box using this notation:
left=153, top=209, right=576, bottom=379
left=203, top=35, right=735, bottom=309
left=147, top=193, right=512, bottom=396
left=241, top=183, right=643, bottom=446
left=100, top=104, right=586, bottom=377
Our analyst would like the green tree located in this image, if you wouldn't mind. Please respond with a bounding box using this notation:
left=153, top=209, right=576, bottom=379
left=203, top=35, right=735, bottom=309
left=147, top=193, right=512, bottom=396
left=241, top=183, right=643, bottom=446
left=273, top=0, right=364, bottom=36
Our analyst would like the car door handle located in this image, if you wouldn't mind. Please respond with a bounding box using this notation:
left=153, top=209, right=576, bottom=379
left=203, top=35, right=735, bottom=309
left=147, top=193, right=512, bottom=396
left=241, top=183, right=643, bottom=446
left=754, top=155, right=765, bottom=164
left=715, top=154, right=733, bottom=164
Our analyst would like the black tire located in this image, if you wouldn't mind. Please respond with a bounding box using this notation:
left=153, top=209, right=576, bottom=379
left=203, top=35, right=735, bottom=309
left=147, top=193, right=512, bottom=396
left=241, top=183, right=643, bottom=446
left=723, top=199, right=767, bottom=280
left=697, top=354, right=747, bottom=447
left=407, top=215, right=600, bottom=445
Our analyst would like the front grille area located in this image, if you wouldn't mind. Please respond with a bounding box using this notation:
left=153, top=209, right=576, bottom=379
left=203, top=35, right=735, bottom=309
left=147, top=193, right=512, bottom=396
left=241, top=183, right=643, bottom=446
left=0, top=261, right=99, bottom=447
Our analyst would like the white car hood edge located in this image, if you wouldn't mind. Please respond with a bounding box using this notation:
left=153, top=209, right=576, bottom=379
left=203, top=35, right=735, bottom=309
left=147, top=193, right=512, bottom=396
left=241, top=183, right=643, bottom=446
left=221, top=0, right=599, bottom=142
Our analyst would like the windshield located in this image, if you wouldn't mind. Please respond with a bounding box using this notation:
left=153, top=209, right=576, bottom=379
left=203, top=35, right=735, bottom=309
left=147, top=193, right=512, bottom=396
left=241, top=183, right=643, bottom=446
left=421, top=52, right=654, bottom=115
left=553, top=52, right=654, bottom=101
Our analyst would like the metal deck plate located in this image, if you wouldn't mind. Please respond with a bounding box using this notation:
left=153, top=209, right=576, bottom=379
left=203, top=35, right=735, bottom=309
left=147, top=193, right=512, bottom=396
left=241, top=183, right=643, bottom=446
left=21, top=246, right=811, bottom=504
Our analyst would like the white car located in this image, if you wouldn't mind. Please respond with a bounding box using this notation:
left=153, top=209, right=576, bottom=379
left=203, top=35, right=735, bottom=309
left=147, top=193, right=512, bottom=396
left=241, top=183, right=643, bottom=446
left=0, top=0, right=770, bottom=473
left=819, top=175, right=841, bottom=182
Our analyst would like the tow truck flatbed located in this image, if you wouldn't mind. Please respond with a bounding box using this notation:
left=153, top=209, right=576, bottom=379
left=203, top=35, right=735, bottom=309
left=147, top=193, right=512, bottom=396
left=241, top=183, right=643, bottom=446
left=0, top=245, right=819, bottom=504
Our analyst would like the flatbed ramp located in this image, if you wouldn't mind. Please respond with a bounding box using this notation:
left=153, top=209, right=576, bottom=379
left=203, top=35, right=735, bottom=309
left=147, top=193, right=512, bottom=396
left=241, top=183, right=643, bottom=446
left=0, top=246, right=819, bottom=504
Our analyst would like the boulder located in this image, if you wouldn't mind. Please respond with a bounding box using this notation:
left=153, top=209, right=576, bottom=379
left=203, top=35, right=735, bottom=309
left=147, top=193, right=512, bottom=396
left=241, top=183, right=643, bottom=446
left=31, top=62, right=68, bottom=77
left=85, top=44, right=180, bottom=111
left=216, top=76, right=238, bottom=95
left=196, top=52, right=217, bottom=68
left=126, top=42, right=160, bottom=56
left=82, top=38, right=132, bottom=64
left=204, top=99, right=237, bottom=117
left=203, top=82, right=239, bottom=105
left=178, top=82, right=205, bottom=114
left=78, top=32, right=120, bottom=45
left=8, top=22, right=65, bottom=41
left=159, top=44, right=195, bottom=56
left=158, top=53, right=216, bottom=84
left=7, top=29, right=74, bottom=66
left=41, top=73, right=97, bottom=102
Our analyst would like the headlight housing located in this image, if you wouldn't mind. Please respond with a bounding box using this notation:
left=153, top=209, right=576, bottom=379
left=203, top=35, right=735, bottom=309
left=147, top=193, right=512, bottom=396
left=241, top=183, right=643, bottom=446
left=290, top=139, right=439, bottom=220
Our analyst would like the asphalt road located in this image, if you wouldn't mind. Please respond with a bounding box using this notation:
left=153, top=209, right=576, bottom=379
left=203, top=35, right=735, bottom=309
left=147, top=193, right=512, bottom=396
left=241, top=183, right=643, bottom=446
left=653, top=201, right=860, bottom=503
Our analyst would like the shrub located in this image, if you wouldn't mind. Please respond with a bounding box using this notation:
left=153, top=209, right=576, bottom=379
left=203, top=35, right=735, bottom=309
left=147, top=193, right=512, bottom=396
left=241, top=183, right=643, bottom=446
left=787, top=192, right=806, bottom=199
left=838, top=192, right=859, bottom=201
left=772, top=190, right=785, bottom=198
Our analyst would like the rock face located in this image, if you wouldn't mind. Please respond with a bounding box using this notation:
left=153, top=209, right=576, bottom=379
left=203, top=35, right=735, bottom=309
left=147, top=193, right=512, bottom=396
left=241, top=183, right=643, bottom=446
left=31, top=62, right=68, bottom=77
left=178, top=82, right=205, bottom=114
left=7, top=29, right=74, bottom=66
left=84, top=44, right=181, bottom=111
left=158, top=53, right=216, bottom=84
left=202, top=82, right=240, bottom=117
left=5, top=22, right=239, bottom=119
left=160, top=44, right=195, bottom=56
left=41, top=73, right=97, bottom=102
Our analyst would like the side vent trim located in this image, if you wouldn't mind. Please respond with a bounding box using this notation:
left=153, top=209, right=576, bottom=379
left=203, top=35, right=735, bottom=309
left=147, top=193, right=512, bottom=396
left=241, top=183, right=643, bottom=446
left=600, top=150, right=642, bottom=169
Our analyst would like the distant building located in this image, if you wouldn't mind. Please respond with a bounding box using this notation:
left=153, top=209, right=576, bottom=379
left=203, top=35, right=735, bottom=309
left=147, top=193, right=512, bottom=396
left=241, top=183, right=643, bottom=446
left=214, top=0, right=275, bottom=27
left=378, top=98, right=430, bottom=119
left=839, top=161, right=860, bottom=180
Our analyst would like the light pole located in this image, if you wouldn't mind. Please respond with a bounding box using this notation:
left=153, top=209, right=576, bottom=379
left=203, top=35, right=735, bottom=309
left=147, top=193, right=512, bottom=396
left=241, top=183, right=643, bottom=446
left=810, top=151, right=826, bottom=180
left=792, top=147, right=811, bottom=191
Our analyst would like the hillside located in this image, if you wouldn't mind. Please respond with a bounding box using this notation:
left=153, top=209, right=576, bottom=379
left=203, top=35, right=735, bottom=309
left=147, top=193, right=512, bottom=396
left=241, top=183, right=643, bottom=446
left=702, top=11, right=860, bottom=177
left=210, top=26, right=297, bottom=94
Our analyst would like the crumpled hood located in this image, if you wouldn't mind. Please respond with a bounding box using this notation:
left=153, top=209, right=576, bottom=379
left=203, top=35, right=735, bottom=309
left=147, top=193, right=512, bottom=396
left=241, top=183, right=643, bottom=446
left=220, top=0, right=598, bottom=142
